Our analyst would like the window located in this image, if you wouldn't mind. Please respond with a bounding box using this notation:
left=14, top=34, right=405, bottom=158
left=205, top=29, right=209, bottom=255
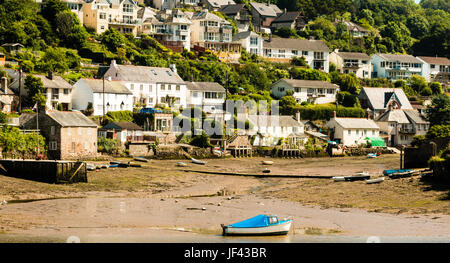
left=302, top=51, right=308, bottom=56
left=381, top=61, right=385, bottom=68
left=327, top=89, right=334, bottom=94
left=314, top=52, right=324, bottom=60
left=176, top=85, right=180, bottom=91
left=140, top=84, right=144, bottom=91
left=78, top=127, right=82, bottom=135
left=292, top=50, right=298, bottom=56
left=348, top=130, right=351, bottom=135
left=67, top=127, right=71, bottom=135
left=50, top=126, right=55, bottom=135
left=123, top=3, right=133, bottom=13
left=99, top=12, right=106, bottom=19
left=430, top=64, right=435, bottom=69
left=166, top=71, right=172, bottom=76
left=161, top=85, right=165, bottom=91
left=151, top=70, right=157, bottom=75
left=84, top=142, right=89, bottom=151
left=250, top=37, right=258, bottom=46
left=130, top=84, right=134, bottom=90
left=49, top=141, right=57, bottom=150
left=356, top=130, right=359, bottom=135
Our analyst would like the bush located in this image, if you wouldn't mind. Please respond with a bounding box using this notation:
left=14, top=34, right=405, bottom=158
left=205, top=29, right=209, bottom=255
left=0, top=112, right=7, bottom=123
left=97, top=137, right=118, bottom=154
left=189, top=131, right=213, bottom=148
left=426, top=125, right=450, bottom=140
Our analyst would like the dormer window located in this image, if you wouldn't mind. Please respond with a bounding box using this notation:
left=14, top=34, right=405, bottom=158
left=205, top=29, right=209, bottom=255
left=151, top=69, right=157, bottom=75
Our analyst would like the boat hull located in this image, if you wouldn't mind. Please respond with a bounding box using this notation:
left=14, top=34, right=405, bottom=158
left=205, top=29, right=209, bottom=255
left=222, top=221, right=292, bottom=236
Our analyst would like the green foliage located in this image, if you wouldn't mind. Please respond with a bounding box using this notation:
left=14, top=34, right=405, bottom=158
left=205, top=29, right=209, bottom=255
left=104, top=110, right=134, bottom=124
left=0, top=112, right=7, bottom=124
left=97, top=137, right=118, bottom=154
left=407, top=75, right=428, bottom=95
left=0, top=125, right=46, bottom=155
left=24, top=75, right=46, bottom=107
left=337, top=91, right=359, bottom=107
left=426, top=125, right=450, bottom=140
left=411, top=135, right=426, bottom=147
left=189, top=131, right=213, bottom=148
left=425, top=94, right=450, bottom=126
left=429, top=82, right=443, bottom=95
left=290, top=67, right=330, bottom=81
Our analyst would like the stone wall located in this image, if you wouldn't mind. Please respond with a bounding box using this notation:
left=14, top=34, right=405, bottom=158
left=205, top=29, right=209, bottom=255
left=404, top=137, right=449, bottom=169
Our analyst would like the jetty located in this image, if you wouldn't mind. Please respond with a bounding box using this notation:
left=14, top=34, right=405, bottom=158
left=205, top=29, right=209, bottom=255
left=0, top=159, right=87, bottom=184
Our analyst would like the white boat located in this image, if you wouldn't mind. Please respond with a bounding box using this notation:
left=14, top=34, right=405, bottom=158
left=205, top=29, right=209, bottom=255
left=86, top=164, right=96, bottom=171
left=367, top=153, right=377, bottom=158
left=191, top=158, right=207, bottom=165
left=262, top=161, right=274, bottom=165
left=365, top=177, right=385, bottom=184
left=176, top=162, right=188, bottom=167
left=356, top=171, right=370, bottom=177
left=222, top=215, right=292, bottom=236
left=332, top=176, right=345, bottom=182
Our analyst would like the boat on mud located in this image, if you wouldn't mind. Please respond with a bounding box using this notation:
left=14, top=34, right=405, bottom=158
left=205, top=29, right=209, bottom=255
left=133, top=157, right=149, bottom=163
left=176, top=162, right=188, bottom=167
left=365, top=177, right=385, bottom=184
left=221, top=214, right=292, bottom=236
left=333, top=171, right=371, bottom=182
left=262, top=161, right=274, bottom=165
left=191, top=158, right=207, bottom=165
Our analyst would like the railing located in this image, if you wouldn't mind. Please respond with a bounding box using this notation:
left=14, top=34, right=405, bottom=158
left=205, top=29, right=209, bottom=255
left=108, top=19, right=139, bottom=25
left=399, top=127, right=415, bottom=134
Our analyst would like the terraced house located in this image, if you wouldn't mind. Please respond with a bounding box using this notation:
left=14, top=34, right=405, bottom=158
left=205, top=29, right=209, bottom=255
left=417, top=56, right=450, bottom=86
left=271, top=79, right=339, bottom=104
left=262, top=37, right=330, bottom=72
left=103, top=60, right=187, bottom=109
left=190, top=10, right=241, bottom=62
left=329, top=50, right=372, bottom=78
left=83, top=0, right=140, bottom=35
left=371, top=53, right=423, bottom=80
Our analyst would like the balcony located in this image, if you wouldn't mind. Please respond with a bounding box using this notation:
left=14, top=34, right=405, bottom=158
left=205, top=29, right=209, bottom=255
left=343, top=62, right=360, bottom=68
left=108, top=18, right=139, bottom=26
left=399, top=127, right=415, bottom=134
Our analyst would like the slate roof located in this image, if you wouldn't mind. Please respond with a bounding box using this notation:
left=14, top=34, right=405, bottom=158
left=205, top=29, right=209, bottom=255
left=34, top=74, right=73, bottom=90
left=248, top=115, right=304, bottom=128
left=78, top=79, right=132, bottom=94
left=376, top=109, right=410, bottom=124
left=106, top=64, right=185, bottom=84
left=232, top=31, right=260, bottom=41
left=272, top=11, right=301, bottom=23
left=219, top=4, right=246, bottom=15
left=263, top=38, right=330, bottom=52
left=205, top=0, right=236, bottom=9
left=332, top=118, right=380, bottom=129
left=46, top=111, right=98, bottom=127
left=277, top=79, right=339, bottom=89
left=186, top=82, right=226, bottom=92
left=359, top=87, right=413, bottom=110
left=102, top=121, right=143, bottom=130
left=250, top=2, right=282, bottom=17
left=403, top=109, right=429, bottom=124
left=335, top=52, right=370, bottom=60
left=417, top=56, right=450, bottom=65
left=376, top=54, right=423, bottom=64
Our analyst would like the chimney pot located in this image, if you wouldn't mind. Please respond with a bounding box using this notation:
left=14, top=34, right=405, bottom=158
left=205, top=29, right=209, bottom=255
left=47, top=71, right=53, bottom=80
left=333, top=110, right=336, bottom=118
left=111, top=59, right=117, bottom=66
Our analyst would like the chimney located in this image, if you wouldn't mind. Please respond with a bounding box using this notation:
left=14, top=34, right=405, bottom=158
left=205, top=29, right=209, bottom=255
left=267, top=0, right=270, bottom=6
left=334, top=48, right=339, bottom=53
left=170, top=64, right=177, bottom=74
left=333, top=110, right=336, bottom=118
left=1, top=77, right=7, bottom=93
left=295, top=111, right=301, bottom=122
left=111, top=59, right=117, bottom=67
left=47, top=71, right=53, bottom=80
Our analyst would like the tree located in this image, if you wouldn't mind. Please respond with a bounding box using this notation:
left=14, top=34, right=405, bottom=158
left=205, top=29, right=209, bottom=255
left=407, top=75, right=427, bottom=94
left=380, top=21, right=412, bottom=53
left=425, top=94, right=450, bottom=126
left=406, top=14, right=430, bottom=39
left=429, top=82, right=443, bottom=95
left=101, top=28, right=128, bottom=52
left=335, top=74, right=360, bottom=94
left=24, top=75, right=46, bottom=107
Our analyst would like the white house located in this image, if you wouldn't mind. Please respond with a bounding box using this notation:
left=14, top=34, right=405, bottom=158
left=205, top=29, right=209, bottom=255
left=232, top=31, right=264, bottom=56
left=358, top=87, right=413, bottom=119
left=262, top=37, right=331, bottom=72
left=72, top=78, right=133, bottom=116
left=186, top=82, right=226, bottom=113
left=271, top=79, right=339, bottom=104
left=34, top=73, right=73, bottom=111
left=376, top=108, right=429, bottom=146
left=202, top=0, right=235, bottom=11
left=417, top=56, right=450, bottom=84
left=247, top=114, right=305, bottom=146
left=329, top=50, right=372, bottom=79
left=371, top=53, right=423, bottom=80
left=103, top=60, right=187, bottom=109
left=326, top=116, right=380, bottom=146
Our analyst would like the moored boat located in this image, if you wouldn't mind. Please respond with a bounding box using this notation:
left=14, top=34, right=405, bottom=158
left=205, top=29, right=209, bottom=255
left=367, top=153, right=377, bottom=158
left=222, top=214, right=292, bottom=236
left=262, top=161, right=274, bottom=165
left=365, top=177, right=385, bottom=184
left=109, top=164, right=119, bottom=168
left=176, top=162, right=188, bottom=167
left=133, top=157, right=149, bottom=163
left=383, top=169, right=413, bottom=175
left=191, top=158, right=207, bottom=165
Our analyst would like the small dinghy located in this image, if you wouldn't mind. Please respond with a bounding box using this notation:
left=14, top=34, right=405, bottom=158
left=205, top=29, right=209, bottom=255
left=367, top=153, right=377, bottom=158
left=332, top=174, right=371, bottom=182
left=176, top=162, right=188, bottom=167
left=118, top=163, right=129, bottom=168
left=221, top=214, right=292, bottom=236
left=262, top=161, right=274, bottom=165
left=133, top=157, right=149, bottom=163
left=129, top=162, right=142, bottom=168
left=109, top=164, right=119, bottom=168
left=110, top=161, right=121, bottom=165
left=332, top=176, right=346, bottom=182
left=101, top=165, right=108, bottom=169
left=86, top=164, right=96, bottom=171
left=191, top=158, right=207, bottom=165
left=262, top=169, right=270, bottom=173
left=365, top=177, right=385, bottom=184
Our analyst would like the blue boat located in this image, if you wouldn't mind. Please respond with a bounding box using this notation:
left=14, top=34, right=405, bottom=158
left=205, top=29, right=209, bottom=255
left=383, top=169, right=413, bottom=175
left=221, top=214, right=292, bottom=236
left=109, top=164, right=119, bottom=168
